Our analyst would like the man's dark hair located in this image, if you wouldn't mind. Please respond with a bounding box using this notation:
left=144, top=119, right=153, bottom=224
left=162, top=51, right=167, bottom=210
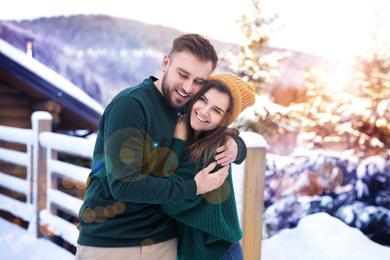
left=169, top=34, right=218, bottom=71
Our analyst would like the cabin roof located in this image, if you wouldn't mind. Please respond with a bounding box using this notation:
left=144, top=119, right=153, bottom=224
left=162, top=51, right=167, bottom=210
left=0, top=38, right=104, bottom=131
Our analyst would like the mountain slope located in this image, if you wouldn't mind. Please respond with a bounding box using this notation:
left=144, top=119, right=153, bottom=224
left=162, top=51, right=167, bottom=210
left=0, top=15, right=231, bottom=106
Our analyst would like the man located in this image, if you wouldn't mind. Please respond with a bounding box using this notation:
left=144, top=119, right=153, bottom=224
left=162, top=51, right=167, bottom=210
left=75, top=34, right=247, bottom=260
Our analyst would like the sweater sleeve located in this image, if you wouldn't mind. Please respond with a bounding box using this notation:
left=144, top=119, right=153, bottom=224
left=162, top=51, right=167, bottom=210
left=162, top=164, right=237, bottom=238
left=161, top=170, right=208, bottom=228
left=102, top=96, right=196, bottom=204
left=233, top=135, right=247, bottom=165
left=170, top=138, right=188, bottom=161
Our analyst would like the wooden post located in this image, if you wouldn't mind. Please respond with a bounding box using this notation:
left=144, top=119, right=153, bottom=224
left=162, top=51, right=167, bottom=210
left=239, top=132, right=267, bottom=260
left=31, top=111, right=52, bottom=238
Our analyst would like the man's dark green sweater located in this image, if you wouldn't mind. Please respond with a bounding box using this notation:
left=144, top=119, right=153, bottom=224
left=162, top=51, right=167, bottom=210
left=77, top=76, right=246, bottom=247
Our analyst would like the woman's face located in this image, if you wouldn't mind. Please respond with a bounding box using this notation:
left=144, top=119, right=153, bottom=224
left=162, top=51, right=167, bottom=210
left=190, top=88, right=230, bottom=134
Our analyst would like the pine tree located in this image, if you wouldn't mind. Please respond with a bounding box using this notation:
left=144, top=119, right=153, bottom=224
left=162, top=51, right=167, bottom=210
left=295, top=4, right=390, bottom=160
left=219, top=0, right=289, bottom=96
left=218, top=0, right=295, bottom=149
left=226, top=1, right=390, bottom=160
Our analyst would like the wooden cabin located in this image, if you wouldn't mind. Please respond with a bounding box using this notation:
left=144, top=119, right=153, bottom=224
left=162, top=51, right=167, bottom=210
left=0, top=38, right=104, bottom=202
left=0, top=38, right=104, bottom=131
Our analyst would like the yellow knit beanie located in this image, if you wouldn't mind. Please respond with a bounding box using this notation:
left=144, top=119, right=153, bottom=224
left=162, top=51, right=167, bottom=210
left=208, top=73, right=256, bottom=126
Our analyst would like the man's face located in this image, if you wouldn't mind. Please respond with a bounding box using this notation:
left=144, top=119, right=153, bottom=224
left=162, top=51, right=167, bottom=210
left=161, top=51, right=214, bottom=109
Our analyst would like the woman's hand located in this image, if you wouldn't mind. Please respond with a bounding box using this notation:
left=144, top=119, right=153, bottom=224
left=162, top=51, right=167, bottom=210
left=174, top=114, right=188, bottom=141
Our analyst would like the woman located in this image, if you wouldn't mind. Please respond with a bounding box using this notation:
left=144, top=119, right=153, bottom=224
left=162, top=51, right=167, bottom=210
left=161, top=73, right=256, bottom=260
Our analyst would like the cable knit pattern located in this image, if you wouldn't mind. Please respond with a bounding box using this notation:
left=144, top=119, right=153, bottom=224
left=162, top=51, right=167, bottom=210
left=162, top=138, right=243, bottom=260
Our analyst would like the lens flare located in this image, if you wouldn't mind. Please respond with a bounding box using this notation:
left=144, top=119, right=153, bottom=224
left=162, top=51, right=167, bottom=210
left=203, top=180, right=231, bottom=204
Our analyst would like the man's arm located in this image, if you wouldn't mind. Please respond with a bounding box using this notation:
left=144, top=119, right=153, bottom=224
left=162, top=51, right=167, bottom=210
left=102, top=98, right=228, bottom=204
left=162, top=166, right=234, bottom=238
left=215, top=135, right=247, bottom=166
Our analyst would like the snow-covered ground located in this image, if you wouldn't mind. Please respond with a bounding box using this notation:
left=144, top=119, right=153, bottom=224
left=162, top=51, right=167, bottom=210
left=262, top=212, right=390, bottom=260
left=1, top=117, right=389, bottom=259
left=1, top=212, right=390, bottom=260
left=0, top=217, right=74, bottom=260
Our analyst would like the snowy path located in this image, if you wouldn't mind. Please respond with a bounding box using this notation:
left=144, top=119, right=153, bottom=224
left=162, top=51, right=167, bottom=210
left=1, top=212, right=390, bottom=260
left=0, top=218, right=74, bottom=260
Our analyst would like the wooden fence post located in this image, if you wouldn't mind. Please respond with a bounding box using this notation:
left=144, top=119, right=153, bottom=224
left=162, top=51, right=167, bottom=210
left=239, top=132, right=267, bottom=260
left=31, top=111, right=52, bottom=238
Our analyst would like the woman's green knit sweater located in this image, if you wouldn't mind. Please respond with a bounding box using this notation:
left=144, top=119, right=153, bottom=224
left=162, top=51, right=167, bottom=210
left=161, top=138, right=243, bottom=260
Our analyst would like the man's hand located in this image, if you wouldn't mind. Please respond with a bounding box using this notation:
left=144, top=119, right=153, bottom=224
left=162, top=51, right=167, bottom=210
left=194, top=162, right=230, bottom=195
left=215, top=136, right=238, bottom=166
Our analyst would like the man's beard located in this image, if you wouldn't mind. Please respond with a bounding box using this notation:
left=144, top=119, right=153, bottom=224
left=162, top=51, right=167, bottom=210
left=161, top=73, right=186, bottom=110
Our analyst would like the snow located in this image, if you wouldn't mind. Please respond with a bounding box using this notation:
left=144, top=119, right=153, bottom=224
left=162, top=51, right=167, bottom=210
left=262, top=212, right=390, bottom=260
left=0, top=172, right=28, bottom=195
left=39, top=132, right=95, bottom=158
left=2, top=211, right=390, bottom=259
left=1, top=114, right=390, bottom=259
left=239, top=131, right=269, bottom=148
left=232, top=131, right=268, bottom=221
left=0, top=218, right=74, bottom=260
left=0, top=39, right=104, bottom=115
left=39, top=209, right=80, bottom=247
left=0, top=112, right=93, bottom=247
left=0, top=194, right=33, bottom=222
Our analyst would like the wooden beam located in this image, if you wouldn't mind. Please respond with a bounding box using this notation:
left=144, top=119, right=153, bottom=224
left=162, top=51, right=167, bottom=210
left=241, top=147, right=266, bottom=260
left=0, top=118, right=31, bottom=128
left=32, top=100, right=62, bottom=114
left=32, top=113, right=53, bottom=238
left=0, top=95, right=32, bottom=107
left=0, top=107, right=32, bottom=118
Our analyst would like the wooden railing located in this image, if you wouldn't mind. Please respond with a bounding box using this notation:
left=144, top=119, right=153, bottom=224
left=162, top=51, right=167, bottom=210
left=0, top=111, right=94, bottom=247
left=0, top=123, right=33, bottom=222
left=0, top=111, right=267, bottom=259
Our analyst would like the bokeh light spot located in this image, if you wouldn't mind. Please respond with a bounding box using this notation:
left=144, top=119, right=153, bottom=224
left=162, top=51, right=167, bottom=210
left=38, top=175, right=47, bottom=190
left=113, top=202, right=125, bottom=214
left=148, top=148, right=178, bottom=177
left=62, top=176, right=74, bottom=189
left=91, top=154, right=105, bottom=173
left=38, top=198, right=46, bottom=209
left=104, top=128, right=154, bottom=180
left=12, top=219, right=20, bottom=226
left=80, top=208, right=96, bottom=223
left=39, top=225, right=54, bottom=236
left=105, top=155, right=113, bottom=175
left=94, top=206, right=107, bottom=222
left=104, top=205, right=116, bottom=218
left=5, top=231, right=14, bottom=243
left=294, top=172, right=324, bottom=197
left=120, top=148, right=135, bottom=164
left=204, top=180, right=231, bottom=204
left=120, top=137, right=152, bottom=169
left=85, top=176, right=91, bottom=188
left=316, top=163, right=344, bottom=193
left=12, top=165, right=26, bottom=178
left=74, top=179, right=87, bottom=190
left=141, top=238, right=155, bottom=247
left=11, top=241, right=23, bottom=253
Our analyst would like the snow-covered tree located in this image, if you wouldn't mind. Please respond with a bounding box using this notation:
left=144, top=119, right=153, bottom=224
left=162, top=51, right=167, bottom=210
left=227, top=0, right=390, bottom=160
left=295, top=5, right=390, bottom=160
left=218, top=0, right=297, bottom=152
left=221, top=1, right=390, bottom=245
left=219, top=0, right=289, bottom=96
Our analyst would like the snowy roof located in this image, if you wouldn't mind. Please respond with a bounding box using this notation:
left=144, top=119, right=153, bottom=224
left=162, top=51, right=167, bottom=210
left=0, top=38, right=104, bottom=130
